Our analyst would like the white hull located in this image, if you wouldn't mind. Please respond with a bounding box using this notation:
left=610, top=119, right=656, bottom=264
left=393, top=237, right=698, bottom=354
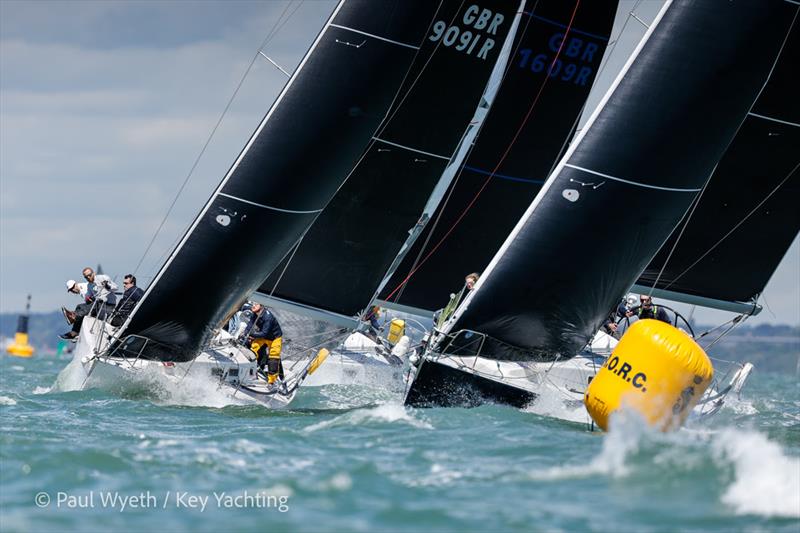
left=55, top=317, right=306, bottom=409
left=304, top=332, right=406, bottom=391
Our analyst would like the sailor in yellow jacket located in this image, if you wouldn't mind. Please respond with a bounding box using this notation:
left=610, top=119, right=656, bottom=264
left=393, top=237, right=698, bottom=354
left=242, top=302, right=284, bottom=386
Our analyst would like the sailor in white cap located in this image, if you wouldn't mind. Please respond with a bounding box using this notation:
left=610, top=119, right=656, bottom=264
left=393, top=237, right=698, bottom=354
left=65, top=279, right=88, bottom=299
left=60, top=279, right=89, bottom=330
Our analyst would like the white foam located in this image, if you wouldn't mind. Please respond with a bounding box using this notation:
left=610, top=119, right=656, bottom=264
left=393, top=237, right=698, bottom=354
left=714, top=429, right=800, bottom=518
left=523, top=385, right=592, bottom=424
left=51, top=352, right=90, bottom=392
left=304, top=402, right=432, bottom=432
left=722, top=395, right=758, bottom=416
left=529, top=411, right=652, bottom=481
left=32, top=386, right=51, bottom=395
left=0, top=396, right=18, bottom=406
left=55, top=353, right=251, bottom=408
left=153, top=371, right=250, bottom=408
left=10, top=365, right=24, bottom=371
left=409, top=462, right=466, bottom=487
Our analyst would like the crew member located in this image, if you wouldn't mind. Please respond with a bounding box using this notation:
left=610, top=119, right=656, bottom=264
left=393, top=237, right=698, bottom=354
left=243, top=303, right=284, bottom=386
left=627, top=294, right=671, bottom=324
left=60, top=267, right=117, bottom=339
left=435, top=272, right=480, bottom=328
left=110, top=274, right=144, bottom=326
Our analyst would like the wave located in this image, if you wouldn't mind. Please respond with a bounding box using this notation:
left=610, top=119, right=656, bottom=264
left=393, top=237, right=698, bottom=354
left=522, top=385, right=592, bottom=425
left=0, top=395, right=17, bottom=406
left=714, top=429, right=800, bottom=518
left=304, top=402, right=433, bottom=432
left=528, top=414, right=800, bottom=518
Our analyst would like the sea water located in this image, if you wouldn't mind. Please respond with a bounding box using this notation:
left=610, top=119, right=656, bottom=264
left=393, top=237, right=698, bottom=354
left=1, top=354, right=798, bottom=532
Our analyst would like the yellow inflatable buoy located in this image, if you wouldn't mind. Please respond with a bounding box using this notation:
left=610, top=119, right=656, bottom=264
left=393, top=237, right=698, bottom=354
left=387, top=319, right=406, bottom=345
left=7, top=294, right=34, bottom=358
left=307, top=348, right=330, bottom=375
left=584, top=319, right=713, bottom=431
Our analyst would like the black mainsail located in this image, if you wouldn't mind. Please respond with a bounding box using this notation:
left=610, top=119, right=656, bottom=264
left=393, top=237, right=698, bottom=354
left=635, top=20, right=799, bottom=312
left=442, top=0, right=798, bottom=361
left=116, top=1, right=471, bottom=361
left=380, top=0, right=619, bottom=314
left=256, top=1, right=524, bottom=320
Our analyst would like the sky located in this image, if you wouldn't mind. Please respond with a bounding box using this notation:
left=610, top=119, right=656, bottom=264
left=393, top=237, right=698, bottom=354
left=1, top=0, right=797, bottom=327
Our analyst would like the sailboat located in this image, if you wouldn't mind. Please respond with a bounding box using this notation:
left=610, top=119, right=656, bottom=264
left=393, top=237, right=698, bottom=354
left=401, top=0, right=799, bottom=415
left=263, top=0, right=621, bottom=387
left=56, top=0, right=531, bottom=406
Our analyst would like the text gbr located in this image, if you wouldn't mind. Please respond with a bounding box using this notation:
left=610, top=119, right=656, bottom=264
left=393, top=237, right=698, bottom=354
left=428, top=4, right=506, bottom=60
left=518, top=33, right=602, bottom=86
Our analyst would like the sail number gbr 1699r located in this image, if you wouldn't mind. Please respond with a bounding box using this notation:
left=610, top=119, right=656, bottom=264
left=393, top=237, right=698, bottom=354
left=428, top=5, right=506, bottom=60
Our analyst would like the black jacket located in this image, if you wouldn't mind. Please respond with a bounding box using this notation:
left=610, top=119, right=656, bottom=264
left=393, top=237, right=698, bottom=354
left=245, top=309, right=282, bottom=340
left=116, top=286, right=144, bottom=317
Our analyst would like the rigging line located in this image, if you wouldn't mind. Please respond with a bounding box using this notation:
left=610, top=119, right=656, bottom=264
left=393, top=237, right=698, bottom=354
left=649, top=10, right=798, bottom=298
left=384, top=0, right=583, bottom=303
left=131, top=1, right=299, bottom=277
left=596, top=0, right=644, bottom=76
left=268, top=1, right=306, bottom=45
left=702, top=313, right=750, bottom=352
left=696, top=314, right=742, bottom=340
left=392, top=3, right=539, bottom=303
left=265, top=223, right=313, bottom=297
left=661, top=162, right=800, bottom=293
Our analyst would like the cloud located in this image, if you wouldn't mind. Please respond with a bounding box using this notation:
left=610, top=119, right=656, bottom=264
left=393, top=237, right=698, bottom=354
left=1, top=0, right=334, bottom=312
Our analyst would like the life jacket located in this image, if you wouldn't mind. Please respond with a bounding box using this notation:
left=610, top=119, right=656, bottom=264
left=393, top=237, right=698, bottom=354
left=637, top=305, right=659, bottom=319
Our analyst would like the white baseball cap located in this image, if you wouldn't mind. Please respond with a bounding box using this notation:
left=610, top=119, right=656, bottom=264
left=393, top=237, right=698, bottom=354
left=66, top=280, right=77, bottom=291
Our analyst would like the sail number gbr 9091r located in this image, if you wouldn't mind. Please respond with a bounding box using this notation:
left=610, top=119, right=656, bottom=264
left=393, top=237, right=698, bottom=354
left=428, top=5, right=506, bottom=60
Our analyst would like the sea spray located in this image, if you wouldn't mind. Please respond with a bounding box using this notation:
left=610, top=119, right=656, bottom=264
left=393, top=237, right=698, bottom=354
left=714, top=429, right=800, bottom=518
left=304, top=402, right=433, bottom=433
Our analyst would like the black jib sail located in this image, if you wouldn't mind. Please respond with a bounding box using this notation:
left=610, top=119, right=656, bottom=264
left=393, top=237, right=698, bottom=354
left=257, top=1, right=523, bottom=319
left=635, top=19, right=800, bottom=312
left=380, top=0, right=618, bottom=314
left=116, top=1, right=461, bottom=361
left=443, top=0, right=798, bottom=362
